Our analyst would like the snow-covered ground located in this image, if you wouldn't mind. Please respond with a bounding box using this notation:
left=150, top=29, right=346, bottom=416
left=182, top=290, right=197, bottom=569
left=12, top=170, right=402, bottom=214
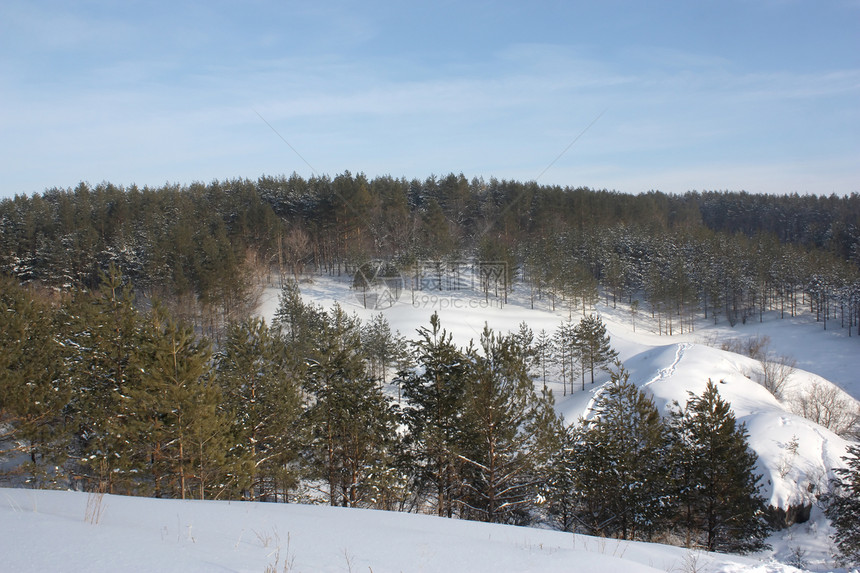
left=1, top=274, right=857, bottom=572
left=0, top=487, right=810, bottom=572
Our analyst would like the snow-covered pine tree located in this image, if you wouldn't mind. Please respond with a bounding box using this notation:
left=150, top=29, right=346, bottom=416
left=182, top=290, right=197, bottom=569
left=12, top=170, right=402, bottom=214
left=458, top=326, right=545, bottom=524
left=395, top=312, right=470, bottom=517
left=0, top=276, right=70, bottom=485
left=552, top=319, right=576, bottom=395
left=64, top=266, right=144, bottom=494
left=215, top=317, right=304, bottom=501
left=135, top=308, right=220, bottom=500
left=667, top=380, right=771, bottom=553
left=303, top=304, right=399, bottom=508
left=361, top=313, right=408, bottom=385
left=573, top=314, right=618, bottom=386
left=824, top=444, right=860, bottom=567
left=570, top=364, right=672, bottom=540
left=533, top=328, right=552, bottom=390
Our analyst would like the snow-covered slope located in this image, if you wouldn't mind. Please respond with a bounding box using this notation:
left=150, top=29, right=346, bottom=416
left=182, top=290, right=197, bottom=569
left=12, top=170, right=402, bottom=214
left=258, top=275, right=858, bottom=514
left=4, top=275, right=843, bottom=572
left=608, top=342, right=851, bottom=510
left=0, top=488, right=802, bottom=573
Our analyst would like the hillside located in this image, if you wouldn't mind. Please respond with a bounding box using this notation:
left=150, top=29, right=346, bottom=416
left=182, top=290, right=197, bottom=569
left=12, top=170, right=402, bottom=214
left=256, top=273, right=858, bottom=568
left=257, top=274, right=857, bottom=515
left=0, top=487, right=803, bottom=573
left=1, top=272, right=856, bottom=571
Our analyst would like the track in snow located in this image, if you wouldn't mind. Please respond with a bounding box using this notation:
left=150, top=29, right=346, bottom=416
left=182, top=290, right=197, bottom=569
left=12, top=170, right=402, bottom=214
left=581, top=343, right=691, bottom=422
left=641, top=342, right=691, bottom=389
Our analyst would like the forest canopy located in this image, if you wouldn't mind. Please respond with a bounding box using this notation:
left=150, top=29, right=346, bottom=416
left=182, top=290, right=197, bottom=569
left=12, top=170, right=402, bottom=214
left=1, top=173, right=858, bottom=337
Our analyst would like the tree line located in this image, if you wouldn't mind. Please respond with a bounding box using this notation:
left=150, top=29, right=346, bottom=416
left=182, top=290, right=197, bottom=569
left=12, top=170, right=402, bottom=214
left=3, top=274, right=778, bottom=553
left=2, top=174, right=859, bottom=341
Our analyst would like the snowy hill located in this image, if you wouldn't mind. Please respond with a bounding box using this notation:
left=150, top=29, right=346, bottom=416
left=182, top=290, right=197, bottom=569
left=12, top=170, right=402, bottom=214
left=0, top=487, right=803, bottom=573
left=258, top=276, right=857, bottom=513
left=1, top=274, right=855, bottom=572
left=259, top=274, right=858, bottom=522
left=613, top=342, right=852, bottom=511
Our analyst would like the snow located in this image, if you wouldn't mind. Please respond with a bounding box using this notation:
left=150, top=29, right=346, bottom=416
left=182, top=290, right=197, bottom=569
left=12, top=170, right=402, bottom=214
left=2, top=274, right=857, bottom=572
left=0, top=487, right=805, bottom=572
left=259, top=277, right=857, bottom=515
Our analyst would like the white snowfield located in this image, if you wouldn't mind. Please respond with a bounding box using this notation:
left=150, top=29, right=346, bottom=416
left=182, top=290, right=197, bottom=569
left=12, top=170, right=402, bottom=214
left=1, top=276, right=856, bottom=572
left=0, top=487, right=801, bottom=573
left=616, top=342, right=852, bottom=511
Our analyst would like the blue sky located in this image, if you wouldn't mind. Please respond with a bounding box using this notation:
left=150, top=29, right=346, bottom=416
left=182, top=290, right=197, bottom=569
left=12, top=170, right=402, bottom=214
left=1, top=1, right=858, bottom=198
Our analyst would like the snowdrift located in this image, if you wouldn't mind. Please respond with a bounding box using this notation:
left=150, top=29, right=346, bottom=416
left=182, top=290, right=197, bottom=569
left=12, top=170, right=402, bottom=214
left=0, top=488, right=802, bottom=573
left=602, top=342, right=851, bottom=512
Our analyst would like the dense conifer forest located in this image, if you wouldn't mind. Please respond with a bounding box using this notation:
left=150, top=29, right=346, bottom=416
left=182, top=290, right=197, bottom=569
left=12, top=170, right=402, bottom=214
left=2, top=173, right=860, bottom=554
left=2, top=173, right=859, bottom=336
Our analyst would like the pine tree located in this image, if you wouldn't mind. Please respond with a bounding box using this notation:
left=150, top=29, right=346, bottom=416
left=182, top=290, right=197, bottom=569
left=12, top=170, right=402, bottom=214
left=667, top=380, right=771, bottom=553
left=216, top=317, right=304, bottom=501
left=541, top=425, right=578, bottom=532
left=527, top=389, right=573, bottom=531
left=458, top=326, right=545, bottom=523
left=573, top=314, right=618, bottom=386
left=361, top=313, right=408, bottom=384
left=570, top=364, right=672, bottom=540
left=271, top=281, right=325, bottom=347
left=824, top=444, right=860, bottom=566
left=395, top=312, right=469, bottom=517
left=534, top=328, right=552, bottom=390
left=0, top=277, right=70, bottom=485
left=303, top=305, right=399, bottom=508
left=64, top=266, right=144, bottom=493
left=134, top=308, right=219, bottom=499
left=553, top=320, right=576, bottom=395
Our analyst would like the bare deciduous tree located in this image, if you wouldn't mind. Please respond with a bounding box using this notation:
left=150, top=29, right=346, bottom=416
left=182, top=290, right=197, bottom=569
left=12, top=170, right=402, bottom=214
left=758, top=354, right=796, bottom=399
left=282, top=228, right=311, bottom=283
left=792, top=381, right=860, bottom=437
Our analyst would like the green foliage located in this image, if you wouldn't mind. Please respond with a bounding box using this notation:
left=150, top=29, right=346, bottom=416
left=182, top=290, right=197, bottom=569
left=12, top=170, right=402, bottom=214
left=133, top=307, right=220, bottom=500
left=573, top=314, right=618, bottom=386
left=0, top=276, right=795, bottom=555
left=395, top=312, right=470, bottom=517
left=0, top=276, right=69, bottom=485
left=361, top=313, right=409, bottom=384
left=303, top=305, right=400, bottom=508
left=667, top=380, right=772, bottom=553
left=458, top=326, right=547, bottom=523
left=3, top=174, right=859, bottom=339
left=568, top=364, right=673, bottom=540
left=63, top=267, right=146, bottom=493
left=216, top=318, right=304, bottom=501
left=825, top=444, right=860, bottom=566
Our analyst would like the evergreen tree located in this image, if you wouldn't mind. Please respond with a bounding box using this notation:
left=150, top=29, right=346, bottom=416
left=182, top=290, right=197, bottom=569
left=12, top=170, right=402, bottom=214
left=303, top=305, right=399, bottom=508
left=64, top=267, right=144, bottom=493
left=458, top=326, right=544, bottom=523
left=271, top=281, right=326, bottom=348
left=570, top=364, right=672, bottom=540
left=667, top=380, right=771, bottom=553
left=529, top=390, right=575, bottom=531
left=395, top=312, right=469, bottom=517
left=533, top=328, right=553, bottom=390
left=0, top=277, right=70, bottom=484
left=216, top=318, right=304, bottom=501
left=361, top=313, right=408, bottom=384
left=134, top=308, right=220, bottom=500
left=573, top=314, right=618, bottom=386
left=553, top=320, right=576, bottom=395
left=824, top=444, right=860, bottom=567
